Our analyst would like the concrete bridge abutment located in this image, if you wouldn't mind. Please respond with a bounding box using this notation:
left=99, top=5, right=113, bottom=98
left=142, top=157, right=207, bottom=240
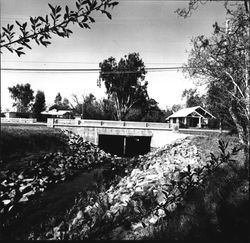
left=47, top=118, right=181, bottom=151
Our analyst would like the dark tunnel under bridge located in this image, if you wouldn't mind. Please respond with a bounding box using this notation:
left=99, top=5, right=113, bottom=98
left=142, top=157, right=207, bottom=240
left=98, top=134, right=152, bottom=157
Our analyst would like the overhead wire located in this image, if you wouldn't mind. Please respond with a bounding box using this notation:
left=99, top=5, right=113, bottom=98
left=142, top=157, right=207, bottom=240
left=1, top=66, right=191, bottom=73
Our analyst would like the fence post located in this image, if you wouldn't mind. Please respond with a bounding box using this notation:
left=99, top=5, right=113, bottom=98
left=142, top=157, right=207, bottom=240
left=47, top=118, right=54, bottom=128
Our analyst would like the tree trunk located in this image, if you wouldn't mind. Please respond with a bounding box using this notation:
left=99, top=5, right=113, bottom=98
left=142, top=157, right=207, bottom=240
left=229, top=106, right=248, bottom=170
left=113, top=93, right=121, bottom=121
left=244, top=0, right=250, bottom=175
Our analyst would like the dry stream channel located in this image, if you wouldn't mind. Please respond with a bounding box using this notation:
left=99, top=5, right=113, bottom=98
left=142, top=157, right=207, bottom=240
left=1, top=166, right=107, bottom=239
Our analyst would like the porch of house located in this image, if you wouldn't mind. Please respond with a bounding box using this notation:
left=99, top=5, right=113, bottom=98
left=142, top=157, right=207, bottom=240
left=169, top=116, right=208, bottom=128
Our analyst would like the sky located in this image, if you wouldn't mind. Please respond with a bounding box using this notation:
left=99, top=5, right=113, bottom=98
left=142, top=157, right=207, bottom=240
left=0, top=0, right=228, bottom=111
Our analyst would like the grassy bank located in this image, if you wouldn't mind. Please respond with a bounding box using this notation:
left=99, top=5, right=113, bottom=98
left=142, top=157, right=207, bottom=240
left=0, top=125, right=67, bottom=170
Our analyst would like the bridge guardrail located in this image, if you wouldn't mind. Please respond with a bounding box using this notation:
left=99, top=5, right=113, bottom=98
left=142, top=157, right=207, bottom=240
left=1, top=118, right=37, bottom=124
left=48, top=118, right=171, bottom=129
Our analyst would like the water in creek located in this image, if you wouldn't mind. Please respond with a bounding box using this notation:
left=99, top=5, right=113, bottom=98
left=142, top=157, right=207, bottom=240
left=1, top=168, right=105, bottom=240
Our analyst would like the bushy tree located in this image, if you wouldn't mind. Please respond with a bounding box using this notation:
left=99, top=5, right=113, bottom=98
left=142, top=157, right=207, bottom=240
left=206, top=82, right=236, bottom=130
left=8, top=83, right=34, bottom=112
left=62, top=98, right=70, bottom=108
left=32, top=90, right=46, bottom=114
left=54, top=93, right=62, bottom=106
left=49, top=93, right=71, bottom=110
left=98, top=53, right=149, bottom=120
left=180, top=2, right=250, bottom=168
left=100, top=98, right=116, bottom=120
left=123, top=98, right=168, bottom=122
left=140, top=98, right=167, bottom=122
left=164, top=107, right=173, bottom=118
left=182, top=88, right=205, bottom=108
left=81, top=93, right=102, bottom=119
left=171, top=104, right=183, bottom=113
left=71, top=93, right=116, bottom=120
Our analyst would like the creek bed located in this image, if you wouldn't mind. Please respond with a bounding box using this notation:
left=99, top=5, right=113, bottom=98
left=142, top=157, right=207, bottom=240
left=1, top=167, right=105, bottom=240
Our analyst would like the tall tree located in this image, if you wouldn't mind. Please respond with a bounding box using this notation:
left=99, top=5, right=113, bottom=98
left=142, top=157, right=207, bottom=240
left=100, top=98, right=116, bottom=120
left=54, top=93, right=62, bottom=106
left=8, top=83, right=34, bottom=112
left=71, top=93, right=116, bottom=120
left=82, top=93, right=101, bottom=119
left=171, top=104, right=183, bottom=113
left=180, top=2, right=250, bottom=168
left=206, top=81, right=236, bottom=130
left=62, top=97, right=70, bottom=107
left=182, top=88, right=205, bottom=108
left=32, top=90, right=46, bottom=114
left=0, top=0, right=118, bottom=56
left=98, top=52, right=149, bottom=120
left=140, top=98, right=166, bottom=122
left=49, top=93, right=71, bottom=110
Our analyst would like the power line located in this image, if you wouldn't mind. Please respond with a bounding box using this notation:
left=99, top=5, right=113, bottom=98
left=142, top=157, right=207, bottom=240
left=1, top=66, right=189, bottom=73
left=2, top=60, right=183, bottom=65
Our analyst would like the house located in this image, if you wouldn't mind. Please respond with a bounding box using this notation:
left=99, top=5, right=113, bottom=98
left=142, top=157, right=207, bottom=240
left=166, top=106, right=215, bottom=128
left=41, top=109, right=73, bottom=119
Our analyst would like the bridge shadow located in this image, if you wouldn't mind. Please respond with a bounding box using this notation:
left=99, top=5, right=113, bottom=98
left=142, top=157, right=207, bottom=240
left=98, top=135, right=151, bottom=157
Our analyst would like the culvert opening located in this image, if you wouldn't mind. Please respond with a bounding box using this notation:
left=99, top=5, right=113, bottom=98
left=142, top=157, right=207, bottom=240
left=98, top=135, right=151, bottom=157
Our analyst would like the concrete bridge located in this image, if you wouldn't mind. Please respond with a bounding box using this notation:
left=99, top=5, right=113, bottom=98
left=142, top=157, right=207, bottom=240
left=47, top=118, right=183, bottom=156
left=1, top=117, right=228, bottom=156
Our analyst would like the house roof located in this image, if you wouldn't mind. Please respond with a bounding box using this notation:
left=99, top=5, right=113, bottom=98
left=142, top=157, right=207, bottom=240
left=166, top=106, right=215, bottom=120
left=41, top=109, right=72, bottom=116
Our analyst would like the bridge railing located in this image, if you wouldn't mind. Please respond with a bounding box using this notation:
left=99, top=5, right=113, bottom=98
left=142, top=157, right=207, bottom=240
left=1, top=117, right=37, bottom=124
left=48, top=118, right=171, bottom=129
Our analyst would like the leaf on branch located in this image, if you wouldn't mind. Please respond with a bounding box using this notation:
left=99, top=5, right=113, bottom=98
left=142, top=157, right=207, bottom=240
left=15, top=50, right=25, bottom=57
left=30, top=17, right=35, bottom=25
left=48, top=4, right=56, bottom=15
left=15, top=21, right=22, bottom=27
left=9, top=24, right=14, bottom=31
left=21, top=41, right=32, bottom=49
left=88, top=16, right=95, bottom=23
left=79, top=22, right=90, bottom=29
left=76, top=1, right=80, bottom=9
left=2, top=27, right=9, bottom=33
left=38, top=16, right=46, bottom=22
left=56, top=5, right=62, bottom=13
left=50, top=13, right=55, bottom=21
left=110, top=2, right=119, bottom=8
left=65, top=5, right=69, bottom=15
left=101, top=10, right=112, bottom=19
left=35, top=38, right=40, bottom=45
left=41, top=41, right=51, bottom=47
left=57, top=32, right=65, bottom=37
left=78, top=22, right=84, bottom=28
left=6, top=46, right=13, bottom=53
